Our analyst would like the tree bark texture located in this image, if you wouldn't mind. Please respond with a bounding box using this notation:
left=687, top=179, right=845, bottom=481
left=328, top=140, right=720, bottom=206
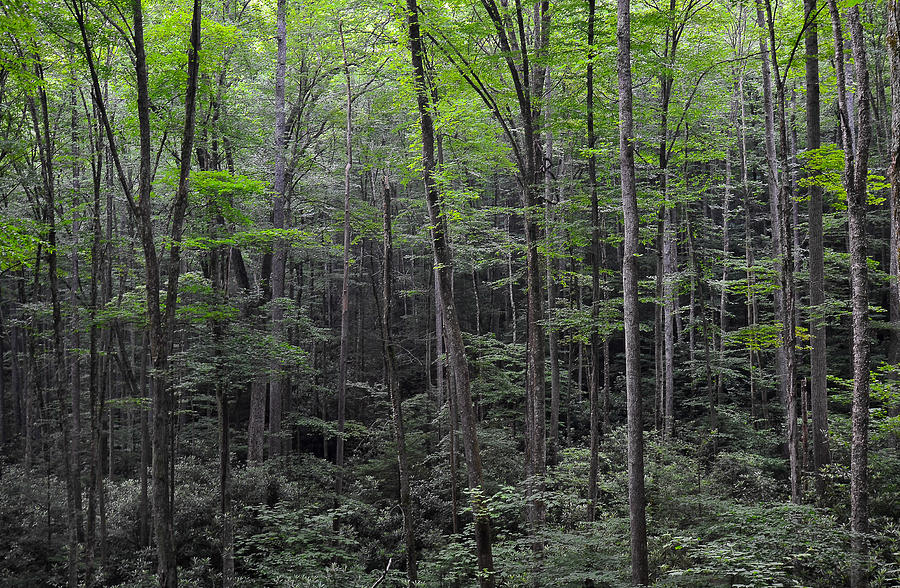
left=618, top=0, right=649, bottom=582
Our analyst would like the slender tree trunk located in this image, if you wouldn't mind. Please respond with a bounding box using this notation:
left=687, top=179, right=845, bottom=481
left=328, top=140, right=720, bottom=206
left=381, top=177, right=418, bottom=585
left=269, top=0, right=288, bottom=460
left=85, top=96, right=104, bottom=581
left=545, top=74, right=561, bottom=469
left=69, top=92, right=85, bottom=549
left=718, top=143, right=730, bottom=419
left=587, top=0, right=601, bottom=522
left=689, top=215, right=717, bottom=449
left=618, top=0, right=649, bottom=580
left=406, top=3, right=494, bottom=583
left=654, top=255, right=663, bottom=435
left=805, top=0, right=829, bottom=500
left=754, top=0, right=783, bottom=429
left=759, top=0, right=800, bottom=502
left=29, top=56, right=79, bottom=588
left=886, top=0, right=900, bottom=447
left=335, top=20, right=353, bottom=503
left=210, top=237, right=234, bottom=588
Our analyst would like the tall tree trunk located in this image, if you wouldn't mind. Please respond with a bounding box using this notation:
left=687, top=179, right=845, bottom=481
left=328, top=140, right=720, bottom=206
left=210, top=238, right=234, bottom=588
left=759, top=0, right=800, bottom=503
left=29, top=54, right=79, bottom=588
left=718, top=142, right=730, bottom=422
left=754, top=0, right=783, bottom=430
left=85, top=88, right=105, bottom=582
left=689, top=215, right=717, bottom=449
left=737, top=73, right=763, bottom=425
left=658, top=0, right=681, bottom=442
left=545, top=73, right=561, bottom=469
left=269, top=0, right=288, bottom=460
left=406, top=3, right=495, bottom=584
left=381, top=177, right=418, bottom=585
left=69, top=91, right=85, bottom=550
left=834, top=3, right=872, bottom=583
left=618, top=0, right=649, bottom=581
left=886, top=0, right=900, bottom=447
left=805, top=0, right=829, bottom=500
left=587, top=0, right=601, bottom=522
left=336, top=20, right=352, bottom=503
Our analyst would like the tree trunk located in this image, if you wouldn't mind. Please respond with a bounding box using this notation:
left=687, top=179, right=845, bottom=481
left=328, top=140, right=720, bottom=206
left=139, top=333, right=150, bottom=549
left=68, top=92, right=85, bottom=550
left=886, top=0, right=900, bottom=448
left=718, top=142, right=730, bottom=421
left=269, top=0, right=288, bottom=460
left=381, top=177, right=418, bottom=585
left=835, top=3, right=872, bottom=583
left=545, top=73, right=561, bottom=469
left=759, top=0, right=800, bottom=503
left=28, top=55, right=79, bottom=588
left=587, top=0, right=601, bottom=521
left=335, top=19, right=352, bottom=503
left=248, top=380, right=266, bottom=462
left=406, top=3, right=494, bottom=583
left=805, top=0, right=829, bottom=500
left=618, top=0, right=649, bottom=580
left=754, top=0, right=782, bottom=431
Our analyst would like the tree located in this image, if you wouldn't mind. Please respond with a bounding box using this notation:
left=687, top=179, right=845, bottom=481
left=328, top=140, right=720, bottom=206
left=405, top=1, right=495, bottom=584
left=618, top=0, right=649, bottom=581
left=804, top=0, right=829, bottom=501
left=830, top=0, right=873, bottom=582
left=380, top=175, right=418, bottom=584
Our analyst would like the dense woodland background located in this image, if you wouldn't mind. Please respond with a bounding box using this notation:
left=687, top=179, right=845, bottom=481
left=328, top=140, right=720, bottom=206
left=0, top=0, right=899, bottom=585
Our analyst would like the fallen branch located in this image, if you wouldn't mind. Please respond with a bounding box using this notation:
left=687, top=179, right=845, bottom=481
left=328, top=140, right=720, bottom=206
left=370, top=557, right=393, bottom=588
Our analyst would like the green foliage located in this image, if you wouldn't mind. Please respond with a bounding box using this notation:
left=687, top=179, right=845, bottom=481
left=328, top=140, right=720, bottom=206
left=727, top=323, right=782, bottom=351
left=190, top=170, right=266, bottom=225
left=0, top=218, right=45, bottom=273
left=798, top=144, right=846, bottom=201
left=799, top=144, right=891, bottom=207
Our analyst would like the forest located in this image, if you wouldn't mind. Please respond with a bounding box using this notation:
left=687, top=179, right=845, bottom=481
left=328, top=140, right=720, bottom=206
left=0, top=0, right=898, bottom=584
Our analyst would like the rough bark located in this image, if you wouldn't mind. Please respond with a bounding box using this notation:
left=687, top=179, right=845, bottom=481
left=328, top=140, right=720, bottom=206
left=843, top=5, right=872, bottom=584
left=618, top=0, right=649, bottom=580
left=887, top=0, right=900, bottom=445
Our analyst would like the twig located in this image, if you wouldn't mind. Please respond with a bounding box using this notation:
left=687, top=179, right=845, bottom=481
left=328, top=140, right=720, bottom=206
left=370, top=557, right=393, bottom=588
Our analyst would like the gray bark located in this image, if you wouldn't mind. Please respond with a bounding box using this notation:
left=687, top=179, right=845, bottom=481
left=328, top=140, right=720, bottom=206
left=618, top=0, right=649, bottom=580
